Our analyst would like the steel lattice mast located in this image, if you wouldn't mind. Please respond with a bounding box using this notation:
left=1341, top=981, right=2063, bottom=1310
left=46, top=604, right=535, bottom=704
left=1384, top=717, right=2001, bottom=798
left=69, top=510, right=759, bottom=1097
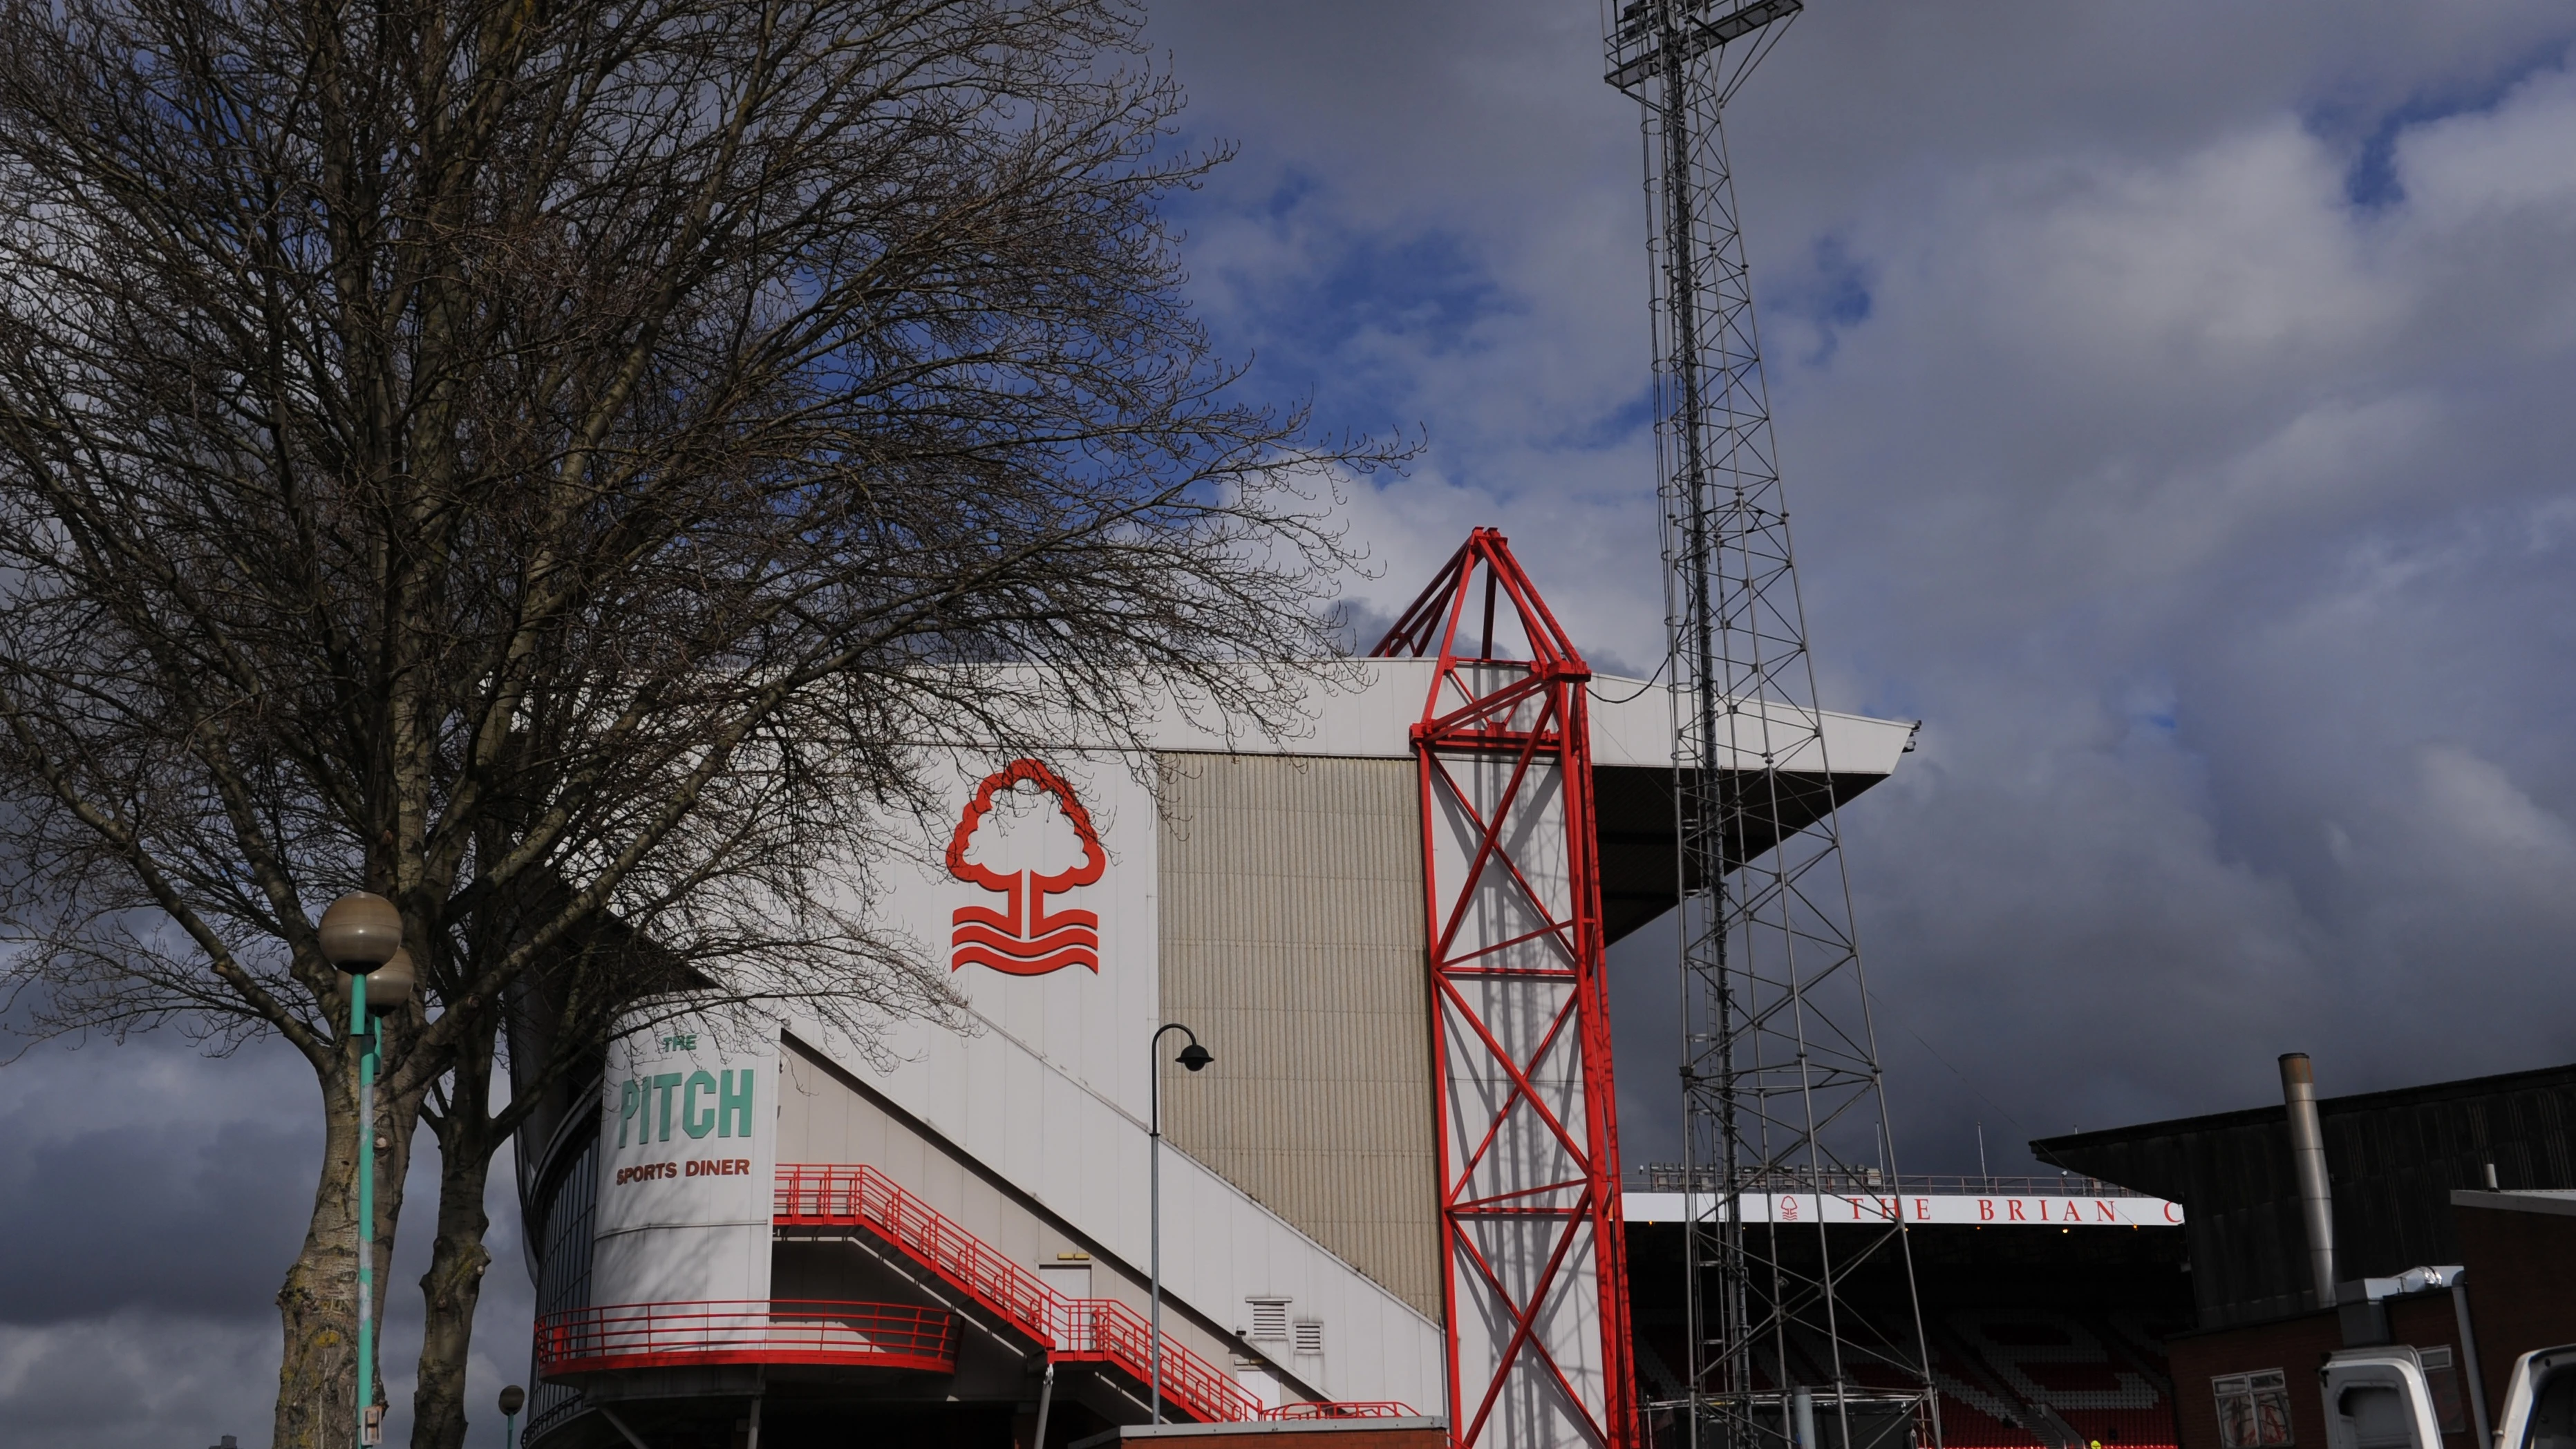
left=1601, top=6, right=1937, bottom=1449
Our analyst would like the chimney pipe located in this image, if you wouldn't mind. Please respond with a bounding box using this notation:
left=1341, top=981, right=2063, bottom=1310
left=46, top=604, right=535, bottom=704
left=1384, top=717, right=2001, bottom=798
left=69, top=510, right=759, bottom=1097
left=2280, top=1053, right=2337, bottom=1309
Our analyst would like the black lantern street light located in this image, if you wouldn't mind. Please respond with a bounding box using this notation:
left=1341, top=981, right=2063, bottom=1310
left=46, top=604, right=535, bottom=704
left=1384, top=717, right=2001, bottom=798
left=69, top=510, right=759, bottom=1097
left=1147, top=1022, right=1213, bottom=1423
left=317, top=891, right=413, bottom=1447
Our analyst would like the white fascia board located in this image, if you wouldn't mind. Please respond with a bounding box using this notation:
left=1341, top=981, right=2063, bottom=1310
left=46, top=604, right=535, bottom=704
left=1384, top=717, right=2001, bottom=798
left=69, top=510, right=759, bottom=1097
left=876, top=659, right=1425, bottom=761
left=1156, top=661, right=1917, bottom=778
left=904, top=659, right=1916, bottom=779
left=1584, top=678, right=1917, bottom=775
left=1137, top=659, right=1430, bottom=759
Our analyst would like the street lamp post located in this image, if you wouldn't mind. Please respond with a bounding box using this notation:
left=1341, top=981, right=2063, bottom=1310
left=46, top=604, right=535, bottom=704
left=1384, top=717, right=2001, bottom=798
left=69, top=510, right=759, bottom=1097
left=317, top=891, right=412, bottom=1448
left=498, top=1384, right=526, bottom=1449
left=1147, top=1022, right=1212, bottom=1424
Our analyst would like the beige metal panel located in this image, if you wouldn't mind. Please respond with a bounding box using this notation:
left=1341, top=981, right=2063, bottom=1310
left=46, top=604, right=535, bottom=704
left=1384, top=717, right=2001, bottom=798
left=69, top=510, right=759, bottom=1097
left=1155, top=753, right=1441, bottom=1322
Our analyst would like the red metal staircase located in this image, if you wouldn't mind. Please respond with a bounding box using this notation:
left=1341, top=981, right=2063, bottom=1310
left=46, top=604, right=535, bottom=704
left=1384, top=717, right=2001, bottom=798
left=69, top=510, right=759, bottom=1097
left=775, top=1164, right=1412, bottom=1424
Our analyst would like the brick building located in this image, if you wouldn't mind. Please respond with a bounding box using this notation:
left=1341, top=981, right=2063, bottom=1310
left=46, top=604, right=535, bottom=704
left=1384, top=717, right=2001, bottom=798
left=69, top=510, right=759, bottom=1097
left=2035, top=1064, right=2576, bottom=1449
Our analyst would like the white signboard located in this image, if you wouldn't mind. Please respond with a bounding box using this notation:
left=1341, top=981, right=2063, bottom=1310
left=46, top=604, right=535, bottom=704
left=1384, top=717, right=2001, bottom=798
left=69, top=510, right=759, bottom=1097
left=1623, top=1191, right=2183, bottom=1228
left=590, top=1010, right=778, bottom=1309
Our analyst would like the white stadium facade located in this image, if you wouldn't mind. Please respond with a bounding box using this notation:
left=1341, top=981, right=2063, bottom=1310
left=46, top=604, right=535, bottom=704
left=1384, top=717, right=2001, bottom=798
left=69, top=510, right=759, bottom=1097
left=509, top=532, right=2182, bottom=1449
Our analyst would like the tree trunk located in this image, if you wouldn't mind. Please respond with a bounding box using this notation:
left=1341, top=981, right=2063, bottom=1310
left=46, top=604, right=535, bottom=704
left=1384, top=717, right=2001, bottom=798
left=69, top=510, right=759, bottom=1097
left=410, top=1122, right=495, bottom=1449
left=411, top=1016, right=500, bottom=1449
left=274, top=1032, right=425, bottom=1449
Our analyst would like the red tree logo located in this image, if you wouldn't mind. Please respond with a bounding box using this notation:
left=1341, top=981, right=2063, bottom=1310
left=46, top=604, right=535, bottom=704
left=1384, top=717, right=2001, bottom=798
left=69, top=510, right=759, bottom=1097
left=945, top=759, right=1106, bottom=976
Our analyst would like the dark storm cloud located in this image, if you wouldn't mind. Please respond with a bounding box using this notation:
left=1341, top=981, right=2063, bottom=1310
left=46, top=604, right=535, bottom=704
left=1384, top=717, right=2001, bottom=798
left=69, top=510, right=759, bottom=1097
left=0, top=1115, right=313, bottom=1321
left=0, top=1035, right=317, bottom=1446
left=1143, top=2, right=2576, bottom=1173
left=0, top=1031, right=535, bottom=1448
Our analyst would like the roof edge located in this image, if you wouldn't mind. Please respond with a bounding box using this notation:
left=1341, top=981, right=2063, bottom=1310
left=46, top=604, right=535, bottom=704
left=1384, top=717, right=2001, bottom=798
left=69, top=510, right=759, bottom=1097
left=2032, top=1058, right=2576, bottom=1168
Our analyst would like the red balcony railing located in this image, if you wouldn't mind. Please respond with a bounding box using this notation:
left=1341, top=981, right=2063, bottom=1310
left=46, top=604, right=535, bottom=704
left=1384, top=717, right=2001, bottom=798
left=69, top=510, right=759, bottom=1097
left=1264, top=1402, right=1423, bottom=1419
left=775, top=1164, right=1414, bottom=1424
left=535, top=1298, right=957, bottom=1378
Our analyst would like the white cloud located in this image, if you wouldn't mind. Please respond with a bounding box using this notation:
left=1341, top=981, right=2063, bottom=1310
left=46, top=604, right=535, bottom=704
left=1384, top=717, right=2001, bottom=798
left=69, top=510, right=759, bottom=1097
left=1149, top=3, right=2576, bottom=1170
left=2398, top=61, right=2576, bottom=223
left=1989, top=124, right=2387, bottom=368
left=2411, top=744, right=2576, bottom=905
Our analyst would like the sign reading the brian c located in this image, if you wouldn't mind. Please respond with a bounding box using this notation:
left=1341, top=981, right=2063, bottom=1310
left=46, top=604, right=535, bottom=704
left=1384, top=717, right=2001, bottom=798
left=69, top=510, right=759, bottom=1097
left=945, top=758, right=1106, bottom=976
left=1621, top=1191, right=2184, bottom=1227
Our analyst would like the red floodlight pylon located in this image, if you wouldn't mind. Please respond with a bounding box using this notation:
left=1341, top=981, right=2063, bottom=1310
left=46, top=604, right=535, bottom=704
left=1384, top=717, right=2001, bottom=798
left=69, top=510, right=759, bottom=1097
left=1373, top=529, right=1636, bottom=1449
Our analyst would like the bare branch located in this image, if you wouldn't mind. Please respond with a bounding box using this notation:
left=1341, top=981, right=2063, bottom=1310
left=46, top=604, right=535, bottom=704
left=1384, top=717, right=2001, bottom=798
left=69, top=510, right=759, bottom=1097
left=0, top=2, right=1402, bottom=1442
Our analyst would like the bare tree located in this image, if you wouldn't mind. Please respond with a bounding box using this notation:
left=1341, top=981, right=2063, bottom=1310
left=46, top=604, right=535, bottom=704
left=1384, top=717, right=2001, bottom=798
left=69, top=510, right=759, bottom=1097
left=0, top=1, right=1396, bottom=1444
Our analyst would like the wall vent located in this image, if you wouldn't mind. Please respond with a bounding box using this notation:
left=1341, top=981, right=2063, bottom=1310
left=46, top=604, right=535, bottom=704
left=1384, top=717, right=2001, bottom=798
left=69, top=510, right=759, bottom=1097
left=1292, top=1318, right=1324, bottom=1357
left=1247, top=1297, right=1290, bottom=1341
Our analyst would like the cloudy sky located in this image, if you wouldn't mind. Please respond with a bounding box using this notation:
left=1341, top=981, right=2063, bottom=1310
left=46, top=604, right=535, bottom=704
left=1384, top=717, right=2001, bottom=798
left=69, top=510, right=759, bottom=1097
left=9, top=3, right=2576, bottom=1445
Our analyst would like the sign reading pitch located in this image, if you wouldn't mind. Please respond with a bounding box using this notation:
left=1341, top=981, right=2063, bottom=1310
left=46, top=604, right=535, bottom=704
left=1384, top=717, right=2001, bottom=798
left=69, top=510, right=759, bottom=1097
left=590, top=1010, right=778, bottom=1309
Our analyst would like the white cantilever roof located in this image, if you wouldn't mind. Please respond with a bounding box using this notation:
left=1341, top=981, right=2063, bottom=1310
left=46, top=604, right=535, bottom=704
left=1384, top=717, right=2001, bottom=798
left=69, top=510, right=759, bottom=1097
left=1138, top=657, right=1917, bottom=775
left=891, top=657, right=1915, bottom=948
left=1583, top=672, right=1917, bottom=776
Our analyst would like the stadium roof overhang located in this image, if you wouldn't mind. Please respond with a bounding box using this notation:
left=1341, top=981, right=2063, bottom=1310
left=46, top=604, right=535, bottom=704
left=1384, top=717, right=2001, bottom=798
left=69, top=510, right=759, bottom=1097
left=937, top=655, right=1921, bottom=951
left=1591, top=759, right=1905, bottom=945
left=1582, top=676, right=1918, bottom=945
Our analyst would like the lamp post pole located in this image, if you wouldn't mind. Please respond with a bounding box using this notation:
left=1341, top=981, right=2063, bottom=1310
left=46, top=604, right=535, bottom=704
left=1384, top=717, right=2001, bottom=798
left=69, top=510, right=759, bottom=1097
left=1148, top=1023, right=1213, bottom=1424
left=318, top=893, right=411, bottom=1449
left=354, top=968, right=373, bottom=1444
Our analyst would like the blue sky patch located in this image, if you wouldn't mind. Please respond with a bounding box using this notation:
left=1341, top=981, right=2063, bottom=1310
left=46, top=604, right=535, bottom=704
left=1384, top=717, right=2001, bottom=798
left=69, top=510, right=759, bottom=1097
left=1767, top=234, right=1874, bottom=368
left=2309, top=42, right=2573, bottom=210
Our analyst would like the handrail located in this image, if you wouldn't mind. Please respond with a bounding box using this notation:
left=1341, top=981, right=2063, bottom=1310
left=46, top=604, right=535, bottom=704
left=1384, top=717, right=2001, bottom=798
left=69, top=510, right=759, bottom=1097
left=1263, top=1402, right=1424, bottom=1420
left=777, top=1163, right=1256, bottom=1421
left=1628, top=1166, right=2150, bottom=1197
left=776, top=1164, right=1413, bottom=1424
left=535, top=1298, right=958, bottom=1378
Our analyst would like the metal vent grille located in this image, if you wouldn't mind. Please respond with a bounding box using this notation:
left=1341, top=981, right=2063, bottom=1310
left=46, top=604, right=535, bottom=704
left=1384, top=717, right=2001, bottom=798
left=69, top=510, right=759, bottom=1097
left=1292, top=1319, right=1324, bottom=1357
left=1247, top=1298, right=1290, bottom=1341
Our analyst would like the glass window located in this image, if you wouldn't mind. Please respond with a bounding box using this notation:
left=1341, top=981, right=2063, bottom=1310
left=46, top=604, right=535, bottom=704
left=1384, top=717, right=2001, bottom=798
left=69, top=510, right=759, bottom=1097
left=525, top=1122, right=601, bottom=1443
left=2420, top=1347, right=2467, bottom=1434
left=2217, top=1370, right=2295, bottom=1449
left=2342, top=1385, right=2414, bottom=1449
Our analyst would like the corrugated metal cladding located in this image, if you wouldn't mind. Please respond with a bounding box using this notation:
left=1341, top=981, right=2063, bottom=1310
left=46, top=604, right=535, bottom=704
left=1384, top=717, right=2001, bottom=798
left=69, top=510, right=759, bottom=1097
left=2036, top=1061, right=2576, bottom=1330
left=1155, top=752, right=1441, bottom=1323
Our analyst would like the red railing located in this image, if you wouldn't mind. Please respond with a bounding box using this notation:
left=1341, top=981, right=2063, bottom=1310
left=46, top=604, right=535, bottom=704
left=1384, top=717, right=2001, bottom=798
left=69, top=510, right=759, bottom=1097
left=775, top=1164, right=1414, bottom=1424
left=1265, top=1402, right=1422, bottom=1420
left=535, top=1298, right=957, bottom=1378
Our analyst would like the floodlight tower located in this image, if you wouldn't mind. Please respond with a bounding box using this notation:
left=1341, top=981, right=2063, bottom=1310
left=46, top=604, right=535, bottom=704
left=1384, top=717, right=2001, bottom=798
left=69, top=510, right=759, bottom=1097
left=1601, top=6, right=1937, bottom=1449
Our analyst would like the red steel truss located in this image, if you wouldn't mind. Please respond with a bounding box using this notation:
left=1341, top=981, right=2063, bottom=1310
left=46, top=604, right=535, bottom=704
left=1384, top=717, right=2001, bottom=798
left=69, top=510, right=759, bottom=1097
left=1373, top=529, right=1637, bottom=1449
